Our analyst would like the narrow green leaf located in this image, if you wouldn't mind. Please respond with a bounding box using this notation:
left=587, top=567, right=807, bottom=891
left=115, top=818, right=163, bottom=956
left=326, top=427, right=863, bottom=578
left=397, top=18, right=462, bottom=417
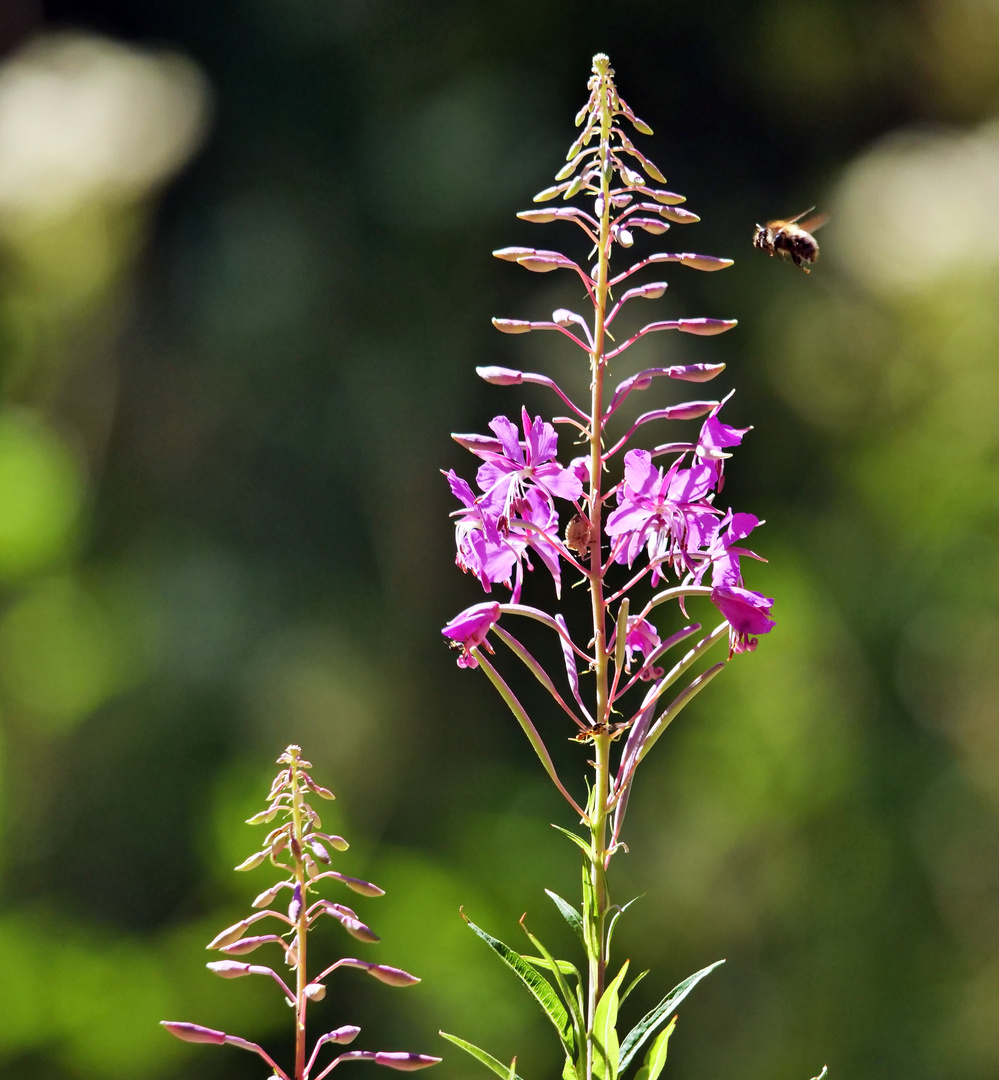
left=523, top=927, right=584, bottom=1042
left=562, top=1057, right=579, bottom=1080
left=592, top=960, right=629, bottom=1080
left=552, top=824, right=593, bottom=857
left=507, top=1057, right=518, bottom=1080
left=545, top=889, right=584, bottom=943
left=618, top=960, right=724, bottom=1073
left=634, top=1017, right=676, bottom=1080
left=619, top=969, right=648, bottom=1008
left=606, top=896, right=642, bottom=956
left=439, top=1032, right=524, bottom=1080
left=524, top=955, right=580, bottom=977
left=464, top=916, right=576, bottom=1056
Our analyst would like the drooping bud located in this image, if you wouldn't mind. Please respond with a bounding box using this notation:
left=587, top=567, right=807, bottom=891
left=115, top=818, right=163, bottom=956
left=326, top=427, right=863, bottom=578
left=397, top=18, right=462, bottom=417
left=676, top=318, right=738, bottom=336
left=658, top=205, right=700, bottom=224
left=251, top=881, right=292, bottom=909
left=367, top=964, right=421, bottom=987
left=233, top=849, right=269, bottom=872
left=304, top=982, right=327, bottom=1001
left=309, top=840, right=331, bottom=865
left=491, top=319, right=532, bottom=335
left=288, top=883, right=303, bottom=923
left=207, top=918, right=253, bottom=950
left=207, top=960, right=253, bottom=978
left=328, top=1025, right=362, bottom=1044
left=374, top=1052, right=443, bottom=1071
left=220, top=935, right=282, bottom=956
left=160, top=1021, right=227, bottom=1045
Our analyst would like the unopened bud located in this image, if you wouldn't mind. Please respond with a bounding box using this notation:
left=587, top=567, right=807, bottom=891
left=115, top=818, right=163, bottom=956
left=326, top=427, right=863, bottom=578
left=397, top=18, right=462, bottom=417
left=161, top=1021, right=227, bottom=1045
left=476, top=366, right=524, bottom=385
left=329, top=1025, right=362, bottom=1044
left=309, top=841, right=331, bottom=865
left=288, top=884, right=303, bottom=923
left=207, top=960, right=252, bottom=978
left=676, top=318, right=737, bottom=336
left=374, top=1053, right=443, bottom=1071
left=304, top=982, right=326, bottom=1001
left=658, top=205, right=700, bottom=224
left=233, top=849, right=269, bottom=872
left=368, top=964, right=421, bottom=987
left=491, top=319, right=532, bottom=335
left=618, top=229, right=634, bottom=247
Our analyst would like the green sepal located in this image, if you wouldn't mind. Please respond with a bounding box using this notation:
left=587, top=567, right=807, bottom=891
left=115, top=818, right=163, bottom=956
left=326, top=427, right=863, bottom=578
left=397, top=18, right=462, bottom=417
left=618, top=960, right=724, bottom=1073
left=592, top=959, right=629, bottom=1080
left=633, top=1016, right=676, bottom=1080
left=545, top=889, right=584, bottom=943
left=614, top=598, right=630, bottom=675
left=463, top=915, right=576, bottom=1056
left=439, top=1032, right=524, bottom=1080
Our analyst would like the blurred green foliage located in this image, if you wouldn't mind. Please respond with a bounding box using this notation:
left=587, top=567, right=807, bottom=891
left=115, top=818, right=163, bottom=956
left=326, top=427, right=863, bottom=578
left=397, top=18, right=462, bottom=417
left=0, top=2, right=997, bottom=1079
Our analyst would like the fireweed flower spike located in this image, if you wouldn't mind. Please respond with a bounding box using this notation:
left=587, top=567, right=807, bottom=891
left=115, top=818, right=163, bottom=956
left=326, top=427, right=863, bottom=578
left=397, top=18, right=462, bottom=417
left=439, top=54, right=817, bottom=1080
left=161, top=745, right=440, bottom=1080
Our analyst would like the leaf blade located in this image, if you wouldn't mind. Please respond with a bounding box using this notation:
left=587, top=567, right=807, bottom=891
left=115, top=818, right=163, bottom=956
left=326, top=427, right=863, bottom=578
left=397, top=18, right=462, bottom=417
left=464, top=916, right=576, bottom=1056
left=618, top=960, right=724, bottom=1073
left=592, top=960, right=629, bottom=1080
left=545, top=889, right=584, bottom=943
left=438, top=1032, right=524, bottom=1080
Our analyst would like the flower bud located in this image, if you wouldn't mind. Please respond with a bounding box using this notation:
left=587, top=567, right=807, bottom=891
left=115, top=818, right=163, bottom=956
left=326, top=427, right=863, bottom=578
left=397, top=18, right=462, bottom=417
left=618, top=229, right=634, bottom=247
left=647, top=188, right=686, bottom=205
left=304, top=982, right=327, bottom=1001
left=374, top=1053, right=443, bottom=1071
left=516, top=209, right=557, bottom=223
left=288, top=883, right=303, bottom=922
left=676, top=318, right=738, bottom=336
left=476, top=366, right=524, bottom=384
left=658, top=205, right=700, bottom=224
left=220, top=935, right=280, bottom=955
left=207, top=960, right=252, bottom=978
left=610, top=192, right=633, bottom=207
left=329, top=1025, right=362, bottom=1044
left=207, top=919, right=252, bottom=950
left=252, top=882, right=291, bottom=909
left=491, top=319, right=532, bottom=335
left=310, top=840, right=331, bottom=864
left=161, top=1021, right=227, bottom=1045
left=368, top=964, right=421, bottom=987
left=233, top=849, right=269, bottom=872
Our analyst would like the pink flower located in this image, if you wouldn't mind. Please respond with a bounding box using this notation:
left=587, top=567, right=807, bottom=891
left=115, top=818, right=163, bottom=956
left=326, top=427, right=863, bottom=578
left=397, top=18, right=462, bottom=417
left=442, top=602, right=502, bottom=668
left=473, top=408, right=584, bottom=511
left=696, top=402, right=751, bottom=491
left=605, top=449, right=718, bottom=584
left=624, top=615, right=662, bottom=678
left=710, top=585, right=775, bottom=655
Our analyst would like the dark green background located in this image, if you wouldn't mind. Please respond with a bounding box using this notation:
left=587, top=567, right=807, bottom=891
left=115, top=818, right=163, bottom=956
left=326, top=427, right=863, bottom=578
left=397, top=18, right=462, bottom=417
left=0, top=2, right=997, bottom=1079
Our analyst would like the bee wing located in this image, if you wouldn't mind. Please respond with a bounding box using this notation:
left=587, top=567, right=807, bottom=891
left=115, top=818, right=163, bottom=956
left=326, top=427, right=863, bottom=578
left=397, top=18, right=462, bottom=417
left=798, top=212, right=828, bottom=233
left=785, top=206, right=816, bottom=224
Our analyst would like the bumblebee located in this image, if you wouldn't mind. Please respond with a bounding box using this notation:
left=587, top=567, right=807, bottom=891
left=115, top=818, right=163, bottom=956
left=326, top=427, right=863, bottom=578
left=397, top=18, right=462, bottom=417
left=752, top=208, right=828, bottom=273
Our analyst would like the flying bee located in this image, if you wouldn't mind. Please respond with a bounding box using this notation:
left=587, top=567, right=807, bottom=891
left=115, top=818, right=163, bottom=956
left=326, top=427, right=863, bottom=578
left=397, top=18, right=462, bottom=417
left=752, top=208, right=828, bottom=273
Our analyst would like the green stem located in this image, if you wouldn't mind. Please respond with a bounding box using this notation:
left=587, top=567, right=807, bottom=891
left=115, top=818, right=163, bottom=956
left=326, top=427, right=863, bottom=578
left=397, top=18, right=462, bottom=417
left=583, top=58, right=615, bottom=1080
left=289, top=749, right=310, bottom=1080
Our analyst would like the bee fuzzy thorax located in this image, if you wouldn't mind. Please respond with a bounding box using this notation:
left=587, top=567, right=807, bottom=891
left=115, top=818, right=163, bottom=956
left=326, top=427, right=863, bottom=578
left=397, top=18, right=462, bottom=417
left=752, top=209, right=827, bottom=273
